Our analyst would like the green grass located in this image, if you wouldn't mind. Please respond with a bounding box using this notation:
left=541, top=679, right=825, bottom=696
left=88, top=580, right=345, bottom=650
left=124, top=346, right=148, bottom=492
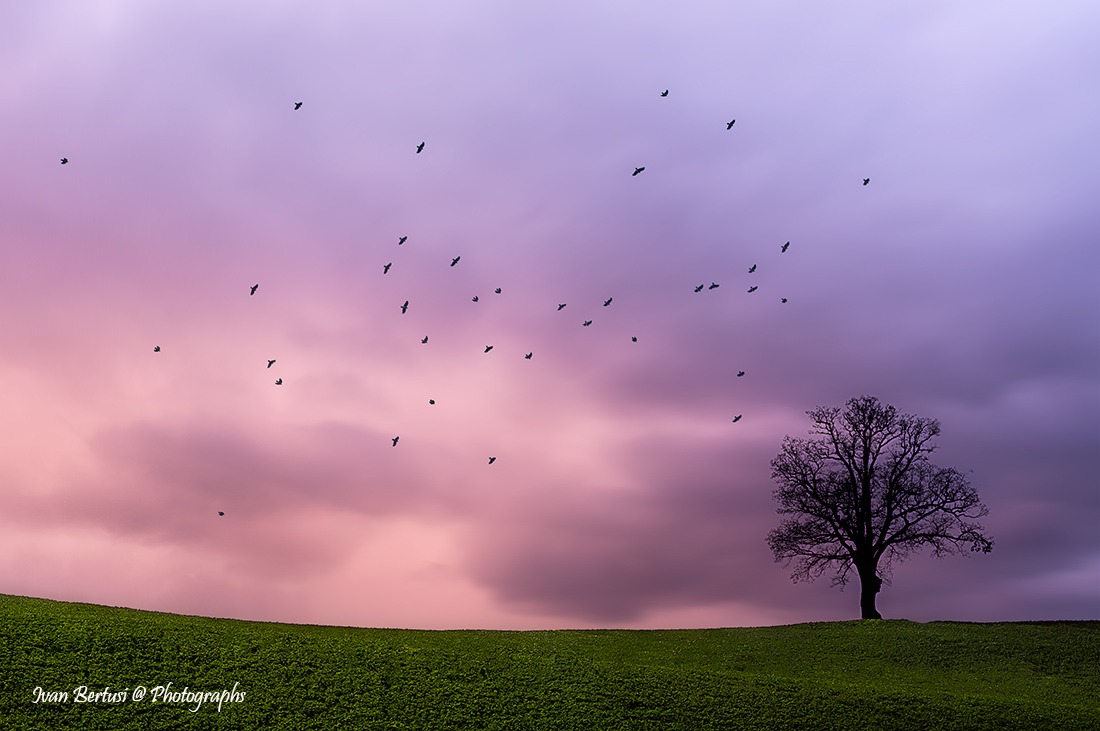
left=1, top=593, right=1096, bottom=730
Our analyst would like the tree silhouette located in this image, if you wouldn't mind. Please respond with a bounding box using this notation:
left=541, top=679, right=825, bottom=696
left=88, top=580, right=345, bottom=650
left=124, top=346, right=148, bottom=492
left=767, top=396, right=993, bottom=619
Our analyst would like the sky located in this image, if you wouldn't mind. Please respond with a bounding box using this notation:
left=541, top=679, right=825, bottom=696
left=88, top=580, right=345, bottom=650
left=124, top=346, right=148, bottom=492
left=0, top=0, right=1097, bottom=631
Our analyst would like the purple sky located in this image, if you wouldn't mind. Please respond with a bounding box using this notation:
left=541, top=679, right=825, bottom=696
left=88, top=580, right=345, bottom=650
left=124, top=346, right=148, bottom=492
left=1, top=1, right=1097, bottom=630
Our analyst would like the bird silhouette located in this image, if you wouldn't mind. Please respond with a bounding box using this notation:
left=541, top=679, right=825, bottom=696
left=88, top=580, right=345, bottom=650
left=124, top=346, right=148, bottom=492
left=275, top=378, right=283, bottom=385
left=709, top=283, right=719, bottom=290
left=472, top=296, right=479, bottom=302
left=781, top=298, right=788, bottom=303
left=583, top=320, right=592, bottom=327
left=732, top=415, right=742, bottom=423
left=781, top=241, right=790, bottom=253
left=250, top=284, right=259, bottom=295
left=863, top=178, right=870, bottom=186
left=451, top=256, right=460, bottom=266
left=631, top=336, right=637, bottom=342
left=748, top=286, right=758, bottom=293
left=603, top=297, right=612, bottom=306
left=416, top=142, right=425, bottom=153
left=488, top=457, right=497, bottom=464
left=495, top=288, right=502, bottom=294
left=525, top=352, right=533, bottom=359
left=429, top=399, right=435, bottom=405
left=60, top=157, right=68, bottom=164
left=267, top=359, right=276, bottom=368
left=633, top=167, right=645, bottom=176
left=748, top=264, right=756, bottom=273
left=399, top=236, right=408, bottom=245
left=485, top=345, right=494, bottom=353
left=218, top=511, right=225, bottom=516
left=294, top=102, right=302, bottom=110
left=660, top=89, right=668, bottom=97
left=737, top=371, right=745, bottom=377
left=392, top=436, right=399, bottom=446
left=557, top=303, right=567, bottom=310
left=384, top=263, right=392, bottom=274
left=401, top=301, right=409, bottom=314
left=726, top=119, right=736, bottom=129
left=421, top=336, right=428, bottom=344
left=153, top=346, right=160, bottom=352
left=694, top=284, right=705, bottom=292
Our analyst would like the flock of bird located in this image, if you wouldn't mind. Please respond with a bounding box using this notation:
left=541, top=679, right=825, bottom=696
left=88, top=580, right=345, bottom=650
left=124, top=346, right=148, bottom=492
left=60, top=92, right=870, bottom=517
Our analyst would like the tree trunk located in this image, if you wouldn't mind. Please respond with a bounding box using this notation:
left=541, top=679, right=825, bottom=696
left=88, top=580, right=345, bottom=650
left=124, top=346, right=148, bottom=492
left=858, top=568, right=883, bottom=619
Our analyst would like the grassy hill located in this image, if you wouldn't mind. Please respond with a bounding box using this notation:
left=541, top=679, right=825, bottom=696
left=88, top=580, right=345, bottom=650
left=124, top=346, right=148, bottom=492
left=1, top=593, right=1096, bottom=730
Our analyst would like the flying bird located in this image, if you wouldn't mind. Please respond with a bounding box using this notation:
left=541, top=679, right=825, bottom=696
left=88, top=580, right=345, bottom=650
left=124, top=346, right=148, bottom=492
left=384, top=263, right=392, bottom=274
left=451, top=256, right=460, bottom=266
left=218, top=511, right=224, bottom=516
left=429, top=399, right=435, bottom=405
left=392, top=436, right=399, bottom=446
left=275, top=378, right=283, bottom=385
left=294, top=102, right=302, bottom=110
left=153, top=346, right=160, bottom=352
left=495, top=288, right=502, bottom=294
left=726, top=119, right=736, bottom=130
left=660, top=90, right=668, bottom=97
left=398, top=236, right=407, bottom=245
left=694, top=284, right=705, bottom=292
left=863, top=178, right=870, bottom=186
left=781, top=298, right=788, bottom=303
left=583, top=320, right=592, bottom=327
left=748, top=264, right=756, bottom=273
left=416, top=142, right=425, bottom=153
left=732, top=415, right=742, bottom=423
left=557, top=303, right=567, bottom=311
left=472, top=296, right=479, bottom=302
left=267, top=359, right=276, bottom=368
left=485, top=345, right=494, bottom=353
left=525, top=352, right=532, bottom=359
left=748, top=286, right=758, bottom=293
left=250, top=284, right=259, bottom=295
left=60, top=157, right=68, bottom=164
left=421, top=336, right=428, bottom=344
left=709, top=283, right=719, bottom=290
left=631, top=336, right=637, bottom=342
left=401, top=300, right=409, bottom=314
left=488, top=457, right=497, bottom=464
left=737, top=371, right=745, bottom=377
left=781, top=241, right=790, bottom=253
left=603, top=297, right=612, bottom=306
left=632, top=167, right=645, bottom=176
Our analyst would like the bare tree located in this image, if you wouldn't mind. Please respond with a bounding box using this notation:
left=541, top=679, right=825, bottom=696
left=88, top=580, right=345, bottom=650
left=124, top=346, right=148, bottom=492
left=767, top=396, right=993, bottom=619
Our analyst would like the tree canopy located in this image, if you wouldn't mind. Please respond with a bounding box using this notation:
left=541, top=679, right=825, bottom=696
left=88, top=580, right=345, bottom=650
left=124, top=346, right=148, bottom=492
left=767, top=395, right=993, bottom=618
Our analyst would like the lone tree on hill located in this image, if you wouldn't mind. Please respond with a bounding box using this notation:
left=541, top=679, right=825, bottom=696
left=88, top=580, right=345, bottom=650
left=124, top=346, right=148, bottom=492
left=767, top=396, right=993, bottom=619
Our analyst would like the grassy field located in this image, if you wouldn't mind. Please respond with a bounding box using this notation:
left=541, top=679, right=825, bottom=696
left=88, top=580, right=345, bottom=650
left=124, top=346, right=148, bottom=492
left=1, top=593, right=1096, bottom=730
